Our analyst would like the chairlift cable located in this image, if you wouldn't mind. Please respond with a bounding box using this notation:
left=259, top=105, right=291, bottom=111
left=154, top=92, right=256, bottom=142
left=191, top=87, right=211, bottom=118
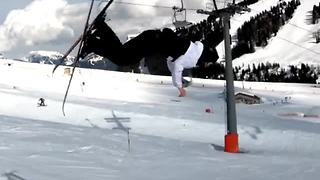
left=113, top=1, right=174, bottom=9
left=111, top=0, right=201, bottom=11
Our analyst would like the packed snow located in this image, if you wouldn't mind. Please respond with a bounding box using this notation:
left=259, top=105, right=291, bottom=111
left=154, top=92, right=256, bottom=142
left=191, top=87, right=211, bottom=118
left=0, top=58, right=320, bottom=180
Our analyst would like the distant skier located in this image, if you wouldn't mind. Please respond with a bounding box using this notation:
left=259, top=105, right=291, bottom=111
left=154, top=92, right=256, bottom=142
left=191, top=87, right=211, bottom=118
left=80, top=17, right=219, bottom=97
left=38, top=98, right=46, bottom=107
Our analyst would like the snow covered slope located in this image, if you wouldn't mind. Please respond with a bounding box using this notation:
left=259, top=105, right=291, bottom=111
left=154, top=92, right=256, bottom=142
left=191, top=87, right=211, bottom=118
left=229, top=0, right=320, bottom=66
left=24, top=50, right=74, bottom=65
left=22, top=51, right=118, bottom=70
left=0, top=58, right=320, bottom=179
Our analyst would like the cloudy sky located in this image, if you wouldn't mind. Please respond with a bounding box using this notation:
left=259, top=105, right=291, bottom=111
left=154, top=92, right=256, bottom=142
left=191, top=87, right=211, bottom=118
left=0, top=0, right=230, bottom=58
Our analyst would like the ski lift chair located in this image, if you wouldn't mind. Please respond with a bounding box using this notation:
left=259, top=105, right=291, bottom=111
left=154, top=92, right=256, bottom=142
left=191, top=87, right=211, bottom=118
left=172, top=0, right=192, bottom=29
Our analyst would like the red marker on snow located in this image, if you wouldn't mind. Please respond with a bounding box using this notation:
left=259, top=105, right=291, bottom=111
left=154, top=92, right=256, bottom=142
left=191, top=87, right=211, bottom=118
left=205, top=108, right=213, bottom=113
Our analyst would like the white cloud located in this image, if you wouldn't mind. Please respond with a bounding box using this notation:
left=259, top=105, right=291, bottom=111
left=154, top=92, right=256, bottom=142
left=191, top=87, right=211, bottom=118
left=0, top=0, right=210, bottom=58
left=0, top=0, right=87, bottom=53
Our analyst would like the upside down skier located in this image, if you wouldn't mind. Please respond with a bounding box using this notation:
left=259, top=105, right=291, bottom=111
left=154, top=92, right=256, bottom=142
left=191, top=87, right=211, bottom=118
left=80, top=16, right=219, bottom=97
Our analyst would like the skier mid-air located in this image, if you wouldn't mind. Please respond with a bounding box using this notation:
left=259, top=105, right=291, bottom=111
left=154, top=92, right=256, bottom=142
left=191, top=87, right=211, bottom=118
left=80, top=16, right=219, bottom=97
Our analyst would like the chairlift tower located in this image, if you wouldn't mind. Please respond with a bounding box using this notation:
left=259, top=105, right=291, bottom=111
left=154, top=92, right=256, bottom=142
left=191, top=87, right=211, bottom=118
left=197, top=2, right=250, bottom=153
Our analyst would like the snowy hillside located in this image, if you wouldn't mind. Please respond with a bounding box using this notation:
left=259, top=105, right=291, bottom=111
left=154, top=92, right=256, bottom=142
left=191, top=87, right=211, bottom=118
left=22, top=51, right=117, bottom=70
left=24, top=51, right=74, bottom=65
left=0, top=57, right=320, bottom=180
left=228, top=0, right=320, bottom=66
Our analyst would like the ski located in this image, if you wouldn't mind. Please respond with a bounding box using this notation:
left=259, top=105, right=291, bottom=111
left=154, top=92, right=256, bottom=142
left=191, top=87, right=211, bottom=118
left=52, top=0, right=114, bottom=75
left=61, top=0, right=95, bottom=116
left=59, top=0, right=114, bottom=116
